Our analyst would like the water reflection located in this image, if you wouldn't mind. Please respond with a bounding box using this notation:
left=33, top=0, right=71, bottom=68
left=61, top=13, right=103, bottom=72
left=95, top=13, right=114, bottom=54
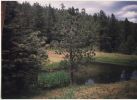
left=131, top=70, right=137, bottom=80
left=120, top=70, right=126, bottom=81
left=120, top=70, right=137, bottom=81
left=84, top=70, right=137, bottom=85
left=85, top=78, right=94, bottom=85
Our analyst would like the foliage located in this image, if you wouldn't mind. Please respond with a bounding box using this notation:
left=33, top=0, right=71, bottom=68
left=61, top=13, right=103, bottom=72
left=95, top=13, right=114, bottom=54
left=38, top=71, right=70, bottom=88
left=53, top=7, right=96, bottom=84
left=4, top=1, right=137, bottom=55
left=2, top=1, right=48, bottom=98
left=59, top=60, right=70, bottom=69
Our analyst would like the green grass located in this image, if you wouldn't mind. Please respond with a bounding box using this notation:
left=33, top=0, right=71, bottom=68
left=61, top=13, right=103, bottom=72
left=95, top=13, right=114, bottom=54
left=95, top=52, right=137, bottom=66
left=95, top=57, right=137, bottom=66
left=42, top=62, right=60, bottom=71
left=42, top=60, right=70, bottom=71
left=38, top=71, right=70, bottom=88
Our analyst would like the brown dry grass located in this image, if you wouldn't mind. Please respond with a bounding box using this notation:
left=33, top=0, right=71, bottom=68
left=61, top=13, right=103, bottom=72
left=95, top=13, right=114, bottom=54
left=47, top=50, right=64, bottom=63
left=32, top=80, right=137, bottom=99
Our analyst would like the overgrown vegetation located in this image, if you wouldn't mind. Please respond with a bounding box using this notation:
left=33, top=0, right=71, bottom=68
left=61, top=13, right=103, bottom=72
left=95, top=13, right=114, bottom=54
left=38, top=71, right=70, bottom=88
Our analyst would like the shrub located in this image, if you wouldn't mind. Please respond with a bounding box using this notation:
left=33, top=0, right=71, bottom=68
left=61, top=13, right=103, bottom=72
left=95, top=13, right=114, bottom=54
left=59, top=60, right=70, bottom=69
left=38, top=71, right=70, bottom=88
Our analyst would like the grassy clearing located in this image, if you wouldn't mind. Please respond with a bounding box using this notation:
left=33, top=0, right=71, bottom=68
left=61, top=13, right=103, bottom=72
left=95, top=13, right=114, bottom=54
left=32, top=80, right=137, bottom=99
left=47, top=50, right=64, bottom=63
left=47, top=50, right=137, bottom=66
left=95, top=52, right=137, bottom=66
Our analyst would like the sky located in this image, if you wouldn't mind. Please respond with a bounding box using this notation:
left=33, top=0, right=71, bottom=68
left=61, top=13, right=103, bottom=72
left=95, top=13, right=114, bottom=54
left=18, top=1, right=137, bottom=23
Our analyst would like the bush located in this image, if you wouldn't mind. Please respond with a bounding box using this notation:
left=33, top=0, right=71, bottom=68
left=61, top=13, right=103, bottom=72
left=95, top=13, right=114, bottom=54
left=59, top=60, right=70, bottom=69
left=38, top=71, right=70, bottom=88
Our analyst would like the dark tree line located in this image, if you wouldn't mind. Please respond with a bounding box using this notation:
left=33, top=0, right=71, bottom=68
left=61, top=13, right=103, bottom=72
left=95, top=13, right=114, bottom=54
left=2, top=1, right=48, bottom=98
left=2, top=1, right=137, bottom=98
left=4, top=1, right=136, bottom=55
left=94, top=11, right=137, bottom=54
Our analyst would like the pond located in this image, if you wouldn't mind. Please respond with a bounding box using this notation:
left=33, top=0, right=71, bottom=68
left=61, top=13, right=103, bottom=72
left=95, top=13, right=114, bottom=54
left=39, top=62, right=137, bottom=86
left=74, top=62, right=137, bottom=85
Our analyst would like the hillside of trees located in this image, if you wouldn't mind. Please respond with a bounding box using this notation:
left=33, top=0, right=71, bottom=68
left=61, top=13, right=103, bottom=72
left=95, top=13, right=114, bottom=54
left=2, top=1, right=137, bottom=98
left=3, top=1, right=137, bottom=54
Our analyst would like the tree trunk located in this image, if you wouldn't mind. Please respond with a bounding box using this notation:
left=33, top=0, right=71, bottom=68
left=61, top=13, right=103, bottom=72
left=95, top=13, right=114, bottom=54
left=1, top=1, right=6, bottom=33
left=70, top=65, right=74, bottom=85
left=69, top=49, right=74, bottom=85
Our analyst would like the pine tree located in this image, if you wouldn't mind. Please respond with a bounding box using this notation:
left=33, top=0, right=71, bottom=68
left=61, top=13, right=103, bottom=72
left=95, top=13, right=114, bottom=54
left=108, top=14, right=119, bottom=51
left=54, top=7, right=95, bottom=84
left=98, top=10, right=110, bottom=52
left=2, top=2, right=48, bottom=97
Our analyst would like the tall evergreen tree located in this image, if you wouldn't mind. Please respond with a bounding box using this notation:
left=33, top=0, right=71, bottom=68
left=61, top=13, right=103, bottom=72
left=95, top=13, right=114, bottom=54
left=108, top=14, right=119, bottom=51
left=54, top=7, right=95, bottom=84
left=46, top=4, right=57, bottom=43
left=98, top=10, right=110, bottom=52
left=2, top=2, right=48, bottom=98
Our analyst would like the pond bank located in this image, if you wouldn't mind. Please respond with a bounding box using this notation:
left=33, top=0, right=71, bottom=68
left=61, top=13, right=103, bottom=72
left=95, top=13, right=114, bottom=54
left=31, top=80, right=137, bottom=99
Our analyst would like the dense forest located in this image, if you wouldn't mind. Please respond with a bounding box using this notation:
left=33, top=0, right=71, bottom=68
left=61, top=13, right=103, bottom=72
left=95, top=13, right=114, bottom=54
left=2, top=1, right=137, bottom=98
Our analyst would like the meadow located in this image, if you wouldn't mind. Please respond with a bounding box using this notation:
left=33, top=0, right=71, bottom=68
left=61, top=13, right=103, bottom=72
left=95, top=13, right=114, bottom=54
left=30, top=50, right=137, bottom=99
left=47, top=50, right=137, bottom=65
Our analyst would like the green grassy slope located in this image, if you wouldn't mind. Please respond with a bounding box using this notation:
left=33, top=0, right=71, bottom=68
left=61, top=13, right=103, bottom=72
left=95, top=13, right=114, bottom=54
left=95, top=52, right=137, bottom=66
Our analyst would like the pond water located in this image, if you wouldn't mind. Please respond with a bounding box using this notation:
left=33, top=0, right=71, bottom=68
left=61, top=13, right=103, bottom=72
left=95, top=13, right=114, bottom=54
left=85, top=78, right=95, bottom=85
left=40, top=62, right=137, bottom=86
left=84, top=69, right=137, bottom=85
left=74, top=62, right=137, bottom=85
left=130, top=70, right=137, bottom=80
